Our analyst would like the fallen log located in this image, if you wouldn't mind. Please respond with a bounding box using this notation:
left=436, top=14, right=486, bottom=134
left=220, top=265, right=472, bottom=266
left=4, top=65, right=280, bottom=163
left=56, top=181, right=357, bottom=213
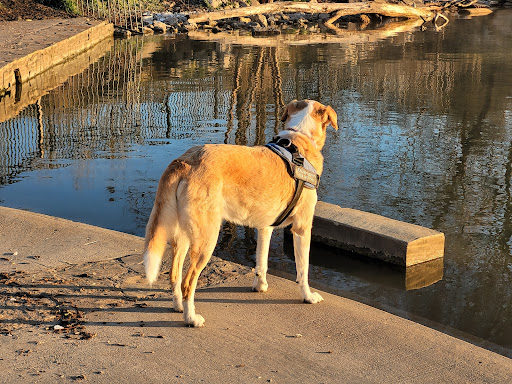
left=188, top=18, right=425, bottom=46
left=188, top=1, right=436, bottom=24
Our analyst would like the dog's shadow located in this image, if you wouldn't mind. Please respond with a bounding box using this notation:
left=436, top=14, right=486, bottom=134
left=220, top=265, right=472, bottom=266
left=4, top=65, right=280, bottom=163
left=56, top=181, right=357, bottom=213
left=195, top=285, right=299, bottom=305
left=0, top=281, right=299, bottom=332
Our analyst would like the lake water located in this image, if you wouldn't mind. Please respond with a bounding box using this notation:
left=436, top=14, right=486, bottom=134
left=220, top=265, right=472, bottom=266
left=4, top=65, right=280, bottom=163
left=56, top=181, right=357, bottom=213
left=1, top=10, right=512, bottom=354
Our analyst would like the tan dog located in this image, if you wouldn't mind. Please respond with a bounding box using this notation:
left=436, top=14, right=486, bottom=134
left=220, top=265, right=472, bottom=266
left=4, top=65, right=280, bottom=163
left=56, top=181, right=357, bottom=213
left=143, top=100, right=338, bottom=327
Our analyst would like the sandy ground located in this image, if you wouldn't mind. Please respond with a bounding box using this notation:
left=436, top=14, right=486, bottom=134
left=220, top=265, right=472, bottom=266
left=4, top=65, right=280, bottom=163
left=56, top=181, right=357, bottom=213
left=0, top=253, right=251, bottom=340
left=0, top=205, right=250, bottom=340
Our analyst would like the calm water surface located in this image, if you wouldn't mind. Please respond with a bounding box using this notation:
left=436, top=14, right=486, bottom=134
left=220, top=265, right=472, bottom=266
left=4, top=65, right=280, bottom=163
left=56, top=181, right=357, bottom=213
left=1, top=11, right=512, bottom=352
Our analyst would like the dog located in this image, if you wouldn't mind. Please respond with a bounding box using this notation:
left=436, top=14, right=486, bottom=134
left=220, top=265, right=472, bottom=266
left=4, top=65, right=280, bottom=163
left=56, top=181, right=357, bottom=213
left=143, top=99, right=338, bottom=327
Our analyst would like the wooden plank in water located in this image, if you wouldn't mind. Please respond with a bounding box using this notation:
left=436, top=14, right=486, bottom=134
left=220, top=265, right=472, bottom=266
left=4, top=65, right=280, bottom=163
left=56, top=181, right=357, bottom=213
left=312, top=201, right=445, bottom=267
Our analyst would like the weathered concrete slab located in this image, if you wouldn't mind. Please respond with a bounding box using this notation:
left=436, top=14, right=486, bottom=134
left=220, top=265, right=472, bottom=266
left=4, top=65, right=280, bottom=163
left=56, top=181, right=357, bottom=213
left=1, top=206, right=511, bottom=383
left=0, top=35, right=112, bottom=123
left=312, top=201, right=445, bottom=266
left=0, top=206, right=142, bottom=273
left=0, top=18, right=113, bottom=97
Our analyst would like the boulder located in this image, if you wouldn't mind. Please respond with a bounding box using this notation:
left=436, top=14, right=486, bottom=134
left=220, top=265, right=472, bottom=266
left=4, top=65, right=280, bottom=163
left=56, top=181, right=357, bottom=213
left=153, top=21, right=167, bottom=33
left=183, top=22, right=198, bottom=31
left=205, top=0, right=223, bottom=8
left=142, top=26, right=154, bottom=35
left=114, top=28, right=131, bottom=38
left=250, top=14, right=268, bottom=28
left=158, top=12, right=179, bottom=26
left=142, top=15, right=153, bottom=26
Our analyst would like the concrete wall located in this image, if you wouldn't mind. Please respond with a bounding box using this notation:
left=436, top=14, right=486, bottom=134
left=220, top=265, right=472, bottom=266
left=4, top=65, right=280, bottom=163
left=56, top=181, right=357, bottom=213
left=0, top=21, right=113, bottom=98
left=312, top=201, right=445, bottom=267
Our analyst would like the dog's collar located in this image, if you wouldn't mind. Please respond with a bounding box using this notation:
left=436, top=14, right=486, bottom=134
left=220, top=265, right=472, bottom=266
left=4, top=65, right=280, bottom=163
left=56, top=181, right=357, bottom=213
left=278, top=129, right=317, bottom=149
left=264, top=137, right=320, bottom=227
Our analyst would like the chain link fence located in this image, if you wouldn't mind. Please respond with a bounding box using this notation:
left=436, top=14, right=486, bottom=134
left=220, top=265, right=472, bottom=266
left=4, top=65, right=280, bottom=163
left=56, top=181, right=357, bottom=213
left=74, top=0, right=145, bottom=31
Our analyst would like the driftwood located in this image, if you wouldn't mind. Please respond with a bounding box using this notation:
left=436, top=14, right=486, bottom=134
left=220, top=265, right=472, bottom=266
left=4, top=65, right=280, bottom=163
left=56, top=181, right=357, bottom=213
left=188, top=1, right=437, bottom=24
left=187, top=18, right=425, bottom=46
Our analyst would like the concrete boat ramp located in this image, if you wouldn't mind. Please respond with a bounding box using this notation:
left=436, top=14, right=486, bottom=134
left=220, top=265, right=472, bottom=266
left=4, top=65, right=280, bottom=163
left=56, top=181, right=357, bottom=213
left=1, top=206, right=511, bottom=383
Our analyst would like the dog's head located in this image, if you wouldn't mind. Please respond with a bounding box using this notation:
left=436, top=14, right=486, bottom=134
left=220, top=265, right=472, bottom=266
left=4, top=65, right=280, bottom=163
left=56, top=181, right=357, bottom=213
left=281, top=100, right=338, bottom=150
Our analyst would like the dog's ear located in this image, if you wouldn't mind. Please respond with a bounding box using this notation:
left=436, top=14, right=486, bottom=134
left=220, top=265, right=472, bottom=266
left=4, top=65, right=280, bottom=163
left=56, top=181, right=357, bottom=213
left=281, top=105, right=289, bottom=122
left=325, top=105, right=338, bottom=130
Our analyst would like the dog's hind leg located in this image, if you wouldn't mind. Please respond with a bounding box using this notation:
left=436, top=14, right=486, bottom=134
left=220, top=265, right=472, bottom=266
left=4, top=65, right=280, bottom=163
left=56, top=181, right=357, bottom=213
left=181, top=228, right=219, bottom=327
left=292, top=227, right=324, bottom=304
left=252, top=227, right=273, bottom=293
left=169, top=235, right=189, bottom=312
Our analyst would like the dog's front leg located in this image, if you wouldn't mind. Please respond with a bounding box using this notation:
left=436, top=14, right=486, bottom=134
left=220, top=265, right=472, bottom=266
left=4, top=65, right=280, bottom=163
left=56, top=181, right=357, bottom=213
left=292, top=228, right=324, bottom=304
left=252, top=227, right=273, bottom=292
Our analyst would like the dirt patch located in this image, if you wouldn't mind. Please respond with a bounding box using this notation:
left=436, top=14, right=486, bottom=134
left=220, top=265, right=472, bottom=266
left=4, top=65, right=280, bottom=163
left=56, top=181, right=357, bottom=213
left=0, top=254, right=252, bottom=338
left=0, top=0, right=72, bottom=21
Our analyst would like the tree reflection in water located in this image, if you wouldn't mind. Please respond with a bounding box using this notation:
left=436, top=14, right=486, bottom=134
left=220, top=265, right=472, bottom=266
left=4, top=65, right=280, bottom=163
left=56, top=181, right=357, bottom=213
left=1, top=12, right=511, bottom=353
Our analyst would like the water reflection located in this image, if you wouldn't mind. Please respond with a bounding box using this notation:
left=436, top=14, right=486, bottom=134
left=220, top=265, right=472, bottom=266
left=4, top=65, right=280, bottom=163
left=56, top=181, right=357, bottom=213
left=284, top=233, right=444, bottom=291
left=0, top=11, right=512, bottom=353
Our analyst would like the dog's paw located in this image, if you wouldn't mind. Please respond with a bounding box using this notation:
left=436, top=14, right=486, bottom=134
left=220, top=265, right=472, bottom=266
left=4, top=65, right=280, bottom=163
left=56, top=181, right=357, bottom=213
left=303, top=292, right=324, bottom=304
left=185, top=314, right=205, bottom=328
left=252, top=277, right=268, bottom=293
left=173, top=299, right=184, bottom=313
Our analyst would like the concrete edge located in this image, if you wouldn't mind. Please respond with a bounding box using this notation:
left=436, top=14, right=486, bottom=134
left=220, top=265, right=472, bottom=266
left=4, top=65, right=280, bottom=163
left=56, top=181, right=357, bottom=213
left=0, top=21, right=113, bottom=95
left=313, top=201, right=445, bottom=266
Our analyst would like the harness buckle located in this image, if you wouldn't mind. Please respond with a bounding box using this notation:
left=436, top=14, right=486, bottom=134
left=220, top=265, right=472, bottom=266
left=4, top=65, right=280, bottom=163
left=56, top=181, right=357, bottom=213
left=273, top=137, right=291, bottom=148
left=291, top=154, right=304, bottom=167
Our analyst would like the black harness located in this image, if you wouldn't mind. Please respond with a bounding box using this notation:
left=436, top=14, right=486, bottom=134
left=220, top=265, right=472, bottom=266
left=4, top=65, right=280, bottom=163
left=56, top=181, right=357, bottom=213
left=264, top=137, right=320, bottom=227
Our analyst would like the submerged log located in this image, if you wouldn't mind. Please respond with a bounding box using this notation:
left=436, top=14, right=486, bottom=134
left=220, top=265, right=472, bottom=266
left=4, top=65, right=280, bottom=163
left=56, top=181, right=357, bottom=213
left=188, top=1, right=437, bottom=24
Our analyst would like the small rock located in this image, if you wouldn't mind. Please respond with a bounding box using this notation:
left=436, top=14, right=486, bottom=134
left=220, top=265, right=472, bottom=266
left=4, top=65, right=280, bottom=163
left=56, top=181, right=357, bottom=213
left=318, top=13, right=330, bottom=22
left=142, top=15, right=153, bottom=25
left=252, top=27, right=280, bottom=37
left=114, top=28, right=131, bottom=38
left=158, top=12, right=179, bottom=26
left=153, top=21, right=167, bottom=34
left=250, top=14, right=268, bottom=28
left=53, top=325, right=65, bottom=331
left=142, top=27, right=154, bottom=35
left=183, top=22, right=198, bottom=31
left=205, top=0, right=223, bottom=8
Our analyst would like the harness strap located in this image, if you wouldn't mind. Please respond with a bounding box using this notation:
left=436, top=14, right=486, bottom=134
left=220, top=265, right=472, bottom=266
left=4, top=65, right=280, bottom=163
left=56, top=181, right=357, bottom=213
left=271, top=179, right=305, bottom=227
left=264, top=136, right=318, bottom=227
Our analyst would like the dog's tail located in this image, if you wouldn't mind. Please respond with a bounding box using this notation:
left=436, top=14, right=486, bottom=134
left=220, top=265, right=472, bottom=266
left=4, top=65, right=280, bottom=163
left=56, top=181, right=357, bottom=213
left=143, top=160, right=189, bottom=286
